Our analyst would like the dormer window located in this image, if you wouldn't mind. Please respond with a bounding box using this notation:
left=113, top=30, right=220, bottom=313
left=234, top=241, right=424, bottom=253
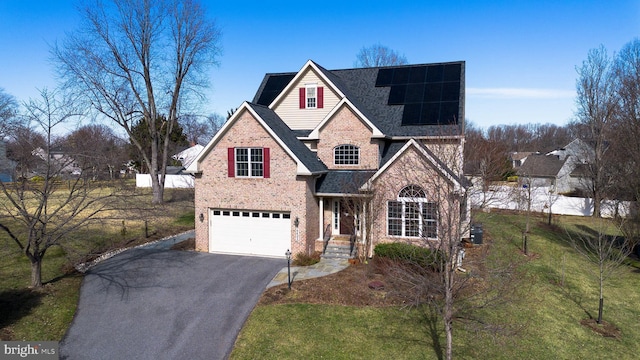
left=299, top=85, right=324, bottom=109
left=334, top=144, right=360, bottom=165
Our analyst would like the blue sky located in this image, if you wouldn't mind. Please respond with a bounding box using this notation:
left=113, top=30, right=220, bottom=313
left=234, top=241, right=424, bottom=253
left=1, top=0, right=639, bottom=130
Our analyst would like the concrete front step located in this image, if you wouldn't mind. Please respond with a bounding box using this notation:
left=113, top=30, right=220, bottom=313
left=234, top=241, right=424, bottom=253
left=322, top=244, right=355, bottom=259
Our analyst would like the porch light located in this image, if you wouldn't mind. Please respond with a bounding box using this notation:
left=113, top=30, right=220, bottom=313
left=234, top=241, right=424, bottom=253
left=294, top=217, right=299, bottom=227
left=199, top=213, right=204, bottom=222
left=285, top=249, right=292, bottom=290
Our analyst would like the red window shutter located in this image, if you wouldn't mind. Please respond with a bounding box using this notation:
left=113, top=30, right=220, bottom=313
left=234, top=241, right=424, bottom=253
left=263, top=148, right=270, bottom=178
left=299, top=88, right=306, bottom=109
left=227, top=148, right=235, bottom=177
left=317, top=86, right=324, bottom=108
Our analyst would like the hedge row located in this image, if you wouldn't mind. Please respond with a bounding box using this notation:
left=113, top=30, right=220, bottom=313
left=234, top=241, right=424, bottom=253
left=373, top=242, right=444, bottom=270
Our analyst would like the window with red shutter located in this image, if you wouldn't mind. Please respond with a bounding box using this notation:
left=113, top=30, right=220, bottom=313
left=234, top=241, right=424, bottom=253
left=227, top=148, right=235, bottom=177
left=299, top=88, right=306, bottom=109
left=317, top=86, right=324, bottom=108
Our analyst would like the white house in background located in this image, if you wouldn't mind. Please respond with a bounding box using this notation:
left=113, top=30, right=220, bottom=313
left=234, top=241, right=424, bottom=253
left=172, top=144, right=204, bottom=169
left=517, top=139, right=594, bottom=194
left=31, top=147, right=82, bottom=176
left=136, top=144, right=202, bottom=189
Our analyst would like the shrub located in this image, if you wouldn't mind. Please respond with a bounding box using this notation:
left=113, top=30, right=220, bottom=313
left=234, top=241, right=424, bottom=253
left=507, top=175, right=518, bottom=182
left=293, top=251, right=321, bottom=266
left=374, top=242, right=444, bottom=270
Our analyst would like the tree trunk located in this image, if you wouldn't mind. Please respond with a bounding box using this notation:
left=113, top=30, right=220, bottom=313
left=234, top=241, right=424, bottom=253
left=444, top=272, right=454, bottom=360
left=30, top=259, right=43, bottom=288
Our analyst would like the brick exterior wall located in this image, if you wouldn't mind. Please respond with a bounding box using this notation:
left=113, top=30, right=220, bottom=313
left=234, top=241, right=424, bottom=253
left=369, top=146, right=461, bottom=248
left=193, top=110, right=317, bottom=255
left=316, top=105, right=379, bottom=170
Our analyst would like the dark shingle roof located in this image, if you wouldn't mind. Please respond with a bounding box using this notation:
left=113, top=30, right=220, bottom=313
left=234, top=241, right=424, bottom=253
left=315, top=170, right=377, bottom=195
left=247, top=103, right=327, bottom=174
left=517, top=154, right=566, bottom=178
left=252, top=61, right=465, bottom=137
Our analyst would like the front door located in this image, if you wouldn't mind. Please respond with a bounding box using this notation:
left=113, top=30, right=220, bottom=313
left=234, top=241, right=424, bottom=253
left=339, top=200, right=355, bottom=235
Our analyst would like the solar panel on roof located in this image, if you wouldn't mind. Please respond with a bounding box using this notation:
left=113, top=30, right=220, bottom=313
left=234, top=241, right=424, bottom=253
left=440, top=102, right=459, bottom=124
left=443, top=64, right=461, bottom=81
left=405, top=83, right=424, bottom=103
left=426, top=65, right=444, bottom=82
left=391, top=67, right=410, bottom=85
left=388, top=85, right=407, bottom=105
left=375, top=68, right=393, bottom=87
left=441, top=82, right=460, bottom=101
left=402, top=103, right=422, bottom=124
left=256, top=74, right=295, bottom=105
left=408, top=66, right=427, bottom=83
left=424, top=82, right=442, bottom=102
left=374, top=62, right=462, bottom=126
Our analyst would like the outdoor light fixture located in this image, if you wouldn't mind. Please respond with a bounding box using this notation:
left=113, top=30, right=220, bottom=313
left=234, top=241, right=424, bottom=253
left=285, top=249, right=292, bottom=290
left=199, top=213, right=204, bottom=222
left=294, top=217, right=299, bottom=228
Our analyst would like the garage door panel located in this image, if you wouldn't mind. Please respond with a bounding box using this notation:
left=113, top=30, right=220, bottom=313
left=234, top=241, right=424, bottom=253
left=209, top=209, right=290, bottom=257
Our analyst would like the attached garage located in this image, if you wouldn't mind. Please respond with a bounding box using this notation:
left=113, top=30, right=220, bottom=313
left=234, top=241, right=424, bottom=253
left=209, top=209, right=291, bottom=257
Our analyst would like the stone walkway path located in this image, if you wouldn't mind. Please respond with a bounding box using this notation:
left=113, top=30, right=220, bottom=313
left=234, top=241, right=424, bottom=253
left=267, top=258, right=350, bottom=288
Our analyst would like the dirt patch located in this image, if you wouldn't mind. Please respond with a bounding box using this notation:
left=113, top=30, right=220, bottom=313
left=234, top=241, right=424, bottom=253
left=259, top=262, right=405, bottom=307
left=580, top=318, right=622, bottom=338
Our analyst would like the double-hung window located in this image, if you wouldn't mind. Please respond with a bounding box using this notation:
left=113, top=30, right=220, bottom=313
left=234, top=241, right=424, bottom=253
left=387, top=185, right=437, bottom=239
left=299, top=85, right=324, bottom=109
left=228, top=147, right=270, bottom=178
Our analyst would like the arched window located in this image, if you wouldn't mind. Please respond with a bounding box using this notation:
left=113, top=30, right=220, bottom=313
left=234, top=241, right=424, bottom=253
left=387, top=185, right=437, bottom=238
left=334, top=144, right=360, bottom=165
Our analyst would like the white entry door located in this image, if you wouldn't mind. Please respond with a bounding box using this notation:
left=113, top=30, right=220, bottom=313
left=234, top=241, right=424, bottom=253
left=209, top=209, right=291, bottom=257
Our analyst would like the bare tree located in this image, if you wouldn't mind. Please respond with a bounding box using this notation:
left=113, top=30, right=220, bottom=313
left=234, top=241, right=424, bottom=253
left=0, top=88, right=19, bottom=139
left=180, top=112, right=224, bottom=145
left=354, top=43, right=408, bottom=67
left=54, top=0, right=222, bottom=204
left=0, top=90, right=118, bottom=287
left=574, top=45, right=618, bottom=217
left=64, top=124, right=128, bottom=180
left=370, top=140, right=522, bottom=360
left=567, top=220, right=634, bottom=324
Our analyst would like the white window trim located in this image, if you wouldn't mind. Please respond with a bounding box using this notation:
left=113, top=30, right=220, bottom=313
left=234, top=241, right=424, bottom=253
left=235, top=147, right=264, bottom=178
left=387, top=186, right=438, bottom=239
left=306, top=84, right=317, bottom=109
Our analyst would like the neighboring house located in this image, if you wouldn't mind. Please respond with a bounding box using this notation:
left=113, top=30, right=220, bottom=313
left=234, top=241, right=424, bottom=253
left=135, top=145, right=203, bottom=189
left=31, top=147, right=82, bottom=177
left=517, top=139, right=594, bottom=194
left=187, top=60, right=467, bottom=258
left=172, top=144, right=204, bottom=169
left=510, top=152, right=532, bottom=169
left=0, top=141, right=15, bottom=182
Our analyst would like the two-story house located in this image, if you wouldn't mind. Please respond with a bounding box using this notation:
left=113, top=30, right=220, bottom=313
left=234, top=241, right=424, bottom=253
left=187, top=60, right=467, bottom=258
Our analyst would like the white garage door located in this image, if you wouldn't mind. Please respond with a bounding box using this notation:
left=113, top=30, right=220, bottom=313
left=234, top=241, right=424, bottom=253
left=209, top=209, right=291, bottom=257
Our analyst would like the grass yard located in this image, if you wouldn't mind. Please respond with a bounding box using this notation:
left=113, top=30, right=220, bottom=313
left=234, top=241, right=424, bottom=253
left=232, top=211, right=640, bottom=359
left=0, top=185, right=195, bottom=341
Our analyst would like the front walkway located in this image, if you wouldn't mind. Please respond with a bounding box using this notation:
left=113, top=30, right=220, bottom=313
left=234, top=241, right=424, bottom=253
left=267, top=258, right=350, bottom=288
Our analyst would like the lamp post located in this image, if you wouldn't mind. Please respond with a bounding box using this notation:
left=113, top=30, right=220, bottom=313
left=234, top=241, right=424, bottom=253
left=285, top=249, right=292, bottom=290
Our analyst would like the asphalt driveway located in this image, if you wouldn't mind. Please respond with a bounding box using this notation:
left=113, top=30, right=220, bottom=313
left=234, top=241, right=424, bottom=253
left=59, top=247, right=283, bottom=360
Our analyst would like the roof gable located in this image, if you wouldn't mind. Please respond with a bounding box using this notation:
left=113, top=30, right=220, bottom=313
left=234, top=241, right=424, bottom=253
left=186, top=102, right=327, bottom=175
left=267, top=60, right=345, bottom=109
left=307, top=99, right=384, bottom=139
left=363, top=139, right=463, bottom=192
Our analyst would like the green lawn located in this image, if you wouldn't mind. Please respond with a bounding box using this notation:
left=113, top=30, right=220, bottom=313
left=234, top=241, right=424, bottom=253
left=232, top=212, right=640, bottom=359
left=0, top=187, right=195, bottom=341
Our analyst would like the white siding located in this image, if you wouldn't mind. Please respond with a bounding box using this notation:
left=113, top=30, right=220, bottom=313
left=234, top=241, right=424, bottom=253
left=272, top=69, right=341, bottom=130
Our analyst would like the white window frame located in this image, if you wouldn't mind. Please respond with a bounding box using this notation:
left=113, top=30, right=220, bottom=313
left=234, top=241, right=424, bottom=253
left=387, top=185, right=438, bottom=239
left=235, top=147, right=263, bottom=178
left=306, top=85, right=317, bottom=109
left=334, top=144, right=360, bottom=165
